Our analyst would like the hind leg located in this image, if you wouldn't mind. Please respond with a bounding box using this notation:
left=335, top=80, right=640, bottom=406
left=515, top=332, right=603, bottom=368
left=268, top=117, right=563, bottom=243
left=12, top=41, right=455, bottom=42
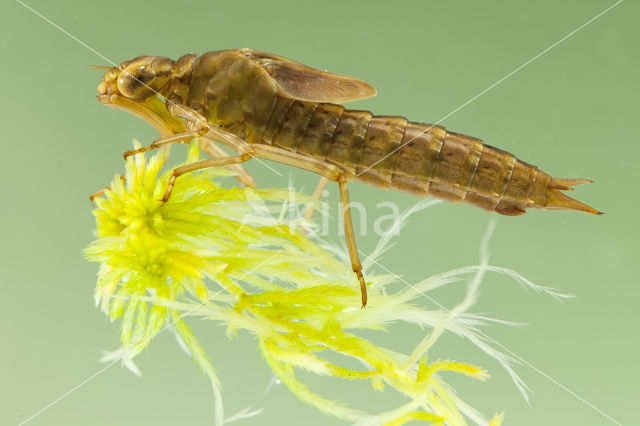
left=247, top=144, right=368, bottom=307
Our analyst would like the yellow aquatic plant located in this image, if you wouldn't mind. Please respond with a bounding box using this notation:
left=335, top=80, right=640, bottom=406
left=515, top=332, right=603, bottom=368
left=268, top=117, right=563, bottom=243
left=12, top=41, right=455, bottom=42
left=85, top=141, right=566, bottom=425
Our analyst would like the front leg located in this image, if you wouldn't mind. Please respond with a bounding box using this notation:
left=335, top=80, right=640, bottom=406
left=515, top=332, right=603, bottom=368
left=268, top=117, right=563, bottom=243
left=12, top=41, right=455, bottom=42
left=123, top=129, right=207, bottom=160
left=89, top=176, right=126, bottom=204
left=123, top=101, right=256, bottom=187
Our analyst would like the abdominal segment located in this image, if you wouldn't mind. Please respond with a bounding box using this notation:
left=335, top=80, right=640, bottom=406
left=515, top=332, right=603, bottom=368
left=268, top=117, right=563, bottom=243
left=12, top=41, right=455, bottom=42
left=258, top=98, right=598, bottom=215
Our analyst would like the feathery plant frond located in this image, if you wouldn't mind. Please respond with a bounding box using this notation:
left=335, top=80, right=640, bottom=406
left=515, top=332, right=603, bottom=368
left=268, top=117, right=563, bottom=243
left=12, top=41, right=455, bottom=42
left=85, top=140, right=564, bottom=425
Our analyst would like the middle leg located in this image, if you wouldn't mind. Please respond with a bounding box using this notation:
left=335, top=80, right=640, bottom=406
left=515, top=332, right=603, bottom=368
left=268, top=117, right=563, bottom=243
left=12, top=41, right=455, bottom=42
left=162, top=153, right=251, bottom=202
left=303, top=176, right=330, bottom=221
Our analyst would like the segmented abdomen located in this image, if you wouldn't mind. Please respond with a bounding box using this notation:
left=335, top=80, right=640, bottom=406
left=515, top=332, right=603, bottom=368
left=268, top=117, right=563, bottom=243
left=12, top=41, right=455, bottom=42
left=260, top=97, right=596, bottom=215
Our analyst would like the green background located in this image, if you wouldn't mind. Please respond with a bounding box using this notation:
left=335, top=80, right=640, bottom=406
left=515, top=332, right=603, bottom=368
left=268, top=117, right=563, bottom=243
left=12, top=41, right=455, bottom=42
left=2, top=0, right=638, bottom=425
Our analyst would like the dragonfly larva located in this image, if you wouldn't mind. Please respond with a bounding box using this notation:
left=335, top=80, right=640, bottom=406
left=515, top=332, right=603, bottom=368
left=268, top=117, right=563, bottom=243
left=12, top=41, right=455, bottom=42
left=96, top=48, right=600, bottom=307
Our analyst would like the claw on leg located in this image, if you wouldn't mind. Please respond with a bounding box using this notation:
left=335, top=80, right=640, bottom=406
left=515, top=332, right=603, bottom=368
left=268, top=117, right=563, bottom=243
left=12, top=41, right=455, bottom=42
left=356, top=270, right=367, bottom=309
left=89, top=176, right=125, bottom=204
left=89, top=189, right=105, bottom=205
left=162, top=173, right=178, bottom=203
left=337, top=174, right=367, bottom=308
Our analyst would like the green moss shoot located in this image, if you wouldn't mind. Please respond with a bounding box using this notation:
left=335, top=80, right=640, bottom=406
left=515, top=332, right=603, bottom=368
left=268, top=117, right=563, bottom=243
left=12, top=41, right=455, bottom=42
left=85, top=140, right=567, bottom=425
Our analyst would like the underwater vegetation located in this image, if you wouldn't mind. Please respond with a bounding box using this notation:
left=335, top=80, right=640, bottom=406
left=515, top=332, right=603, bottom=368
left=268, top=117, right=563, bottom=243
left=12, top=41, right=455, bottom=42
left=85, top=141, right=567, bottom=425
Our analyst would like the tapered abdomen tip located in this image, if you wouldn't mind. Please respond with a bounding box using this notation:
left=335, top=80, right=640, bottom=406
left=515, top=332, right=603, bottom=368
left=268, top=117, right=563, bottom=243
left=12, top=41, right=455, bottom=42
left=545, top=177, right=600, bottom=214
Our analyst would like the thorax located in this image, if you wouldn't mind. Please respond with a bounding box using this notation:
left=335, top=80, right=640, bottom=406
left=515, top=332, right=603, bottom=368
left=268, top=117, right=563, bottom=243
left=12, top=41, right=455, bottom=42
left=170, top=50, right=279, bottom=144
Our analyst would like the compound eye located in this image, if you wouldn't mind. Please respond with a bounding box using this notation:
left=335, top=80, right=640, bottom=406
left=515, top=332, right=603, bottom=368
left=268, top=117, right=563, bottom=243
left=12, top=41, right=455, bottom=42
left=117, top=63, right=155, bottom=99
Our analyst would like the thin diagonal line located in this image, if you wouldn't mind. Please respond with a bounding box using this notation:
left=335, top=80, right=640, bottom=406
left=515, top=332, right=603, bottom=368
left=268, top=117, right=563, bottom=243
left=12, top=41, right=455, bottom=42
left=357, top=0, right=624, bottom=177
left=358, top=249, right=622, bottom=425
left=18, top=251, right=282, bottom=425
left=15, top=0, right=283, bottom=178
left=476, top=329, right=622, bottom=425
left=15, top=0, right=113, bottom=65
left=17, top=359, right=118, bottom=426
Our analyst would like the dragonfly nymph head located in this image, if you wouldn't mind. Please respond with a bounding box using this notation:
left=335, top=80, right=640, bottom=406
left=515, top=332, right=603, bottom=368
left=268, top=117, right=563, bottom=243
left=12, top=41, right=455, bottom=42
left=97, top=56, right=174, bottom=100
left=97, top=56, right=190, bottom=136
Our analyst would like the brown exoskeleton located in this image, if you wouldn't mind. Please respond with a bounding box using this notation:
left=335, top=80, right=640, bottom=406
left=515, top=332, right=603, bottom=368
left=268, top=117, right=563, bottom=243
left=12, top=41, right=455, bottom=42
left=96, top=48, right=600, bottom=307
